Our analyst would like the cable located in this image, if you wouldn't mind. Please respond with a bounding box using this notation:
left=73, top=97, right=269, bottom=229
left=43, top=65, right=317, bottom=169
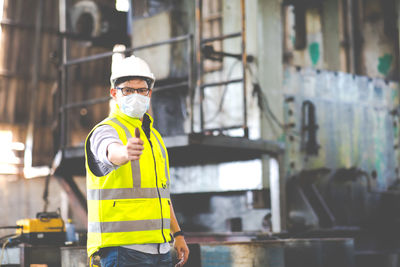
left=246, top=63, right=301, bottom=138
left=201, top=54, right=300, bottom=138
left=204, top=59, right=242, bottom=124
left=246, top=64, right=284, bottom=128
left=42, top=161, right=54, bottom=213
left=0, top=228, right=23, bottom=266
left=0, top=238, right=9, bottom=266
left=252, top=82, right=285, bottom=129
left=0, top=234, right=17, bottom=242
left=0, top=226, right=22, bottom=230
left=42, top=172, right=51, bottom=212
left=0, top=234, right=20, bottom=266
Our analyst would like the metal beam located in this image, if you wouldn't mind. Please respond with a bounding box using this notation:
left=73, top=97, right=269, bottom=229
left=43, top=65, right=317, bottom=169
left=64, top=34, right=192, bottom=66
left=195, top=0, right=204, bottom=132
left=257, top=0, right=287, bottom=233
left=241, top=0, right=248, bottom=137
left=24, top=0, right=43, bottom=171
left=59, top=0, right=69, bottom=150
left=201, top=32, right=241, bottom=44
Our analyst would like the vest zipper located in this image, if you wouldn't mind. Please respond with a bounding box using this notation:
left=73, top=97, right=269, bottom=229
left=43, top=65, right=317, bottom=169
left=148, top=138, right=167, bottom=244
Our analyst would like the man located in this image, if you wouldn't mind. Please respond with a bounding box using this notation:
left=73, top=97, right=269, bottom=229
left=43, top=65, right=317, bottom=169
left=85, top=55, right=189, bottom=267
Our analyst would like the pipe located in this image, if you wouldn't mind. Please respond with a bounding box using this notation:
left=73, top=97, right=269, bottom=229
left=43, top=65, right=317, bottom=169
left=64, top=34, right=192, bottom=66
left=195, top=0, right=204, bottom=133
left=241, top=0, right=248, bottom=137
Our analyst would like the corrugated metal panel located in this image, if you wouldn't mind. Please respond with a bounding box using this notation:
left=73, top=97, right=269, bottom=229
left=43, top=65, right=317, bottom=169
left=0, top=0, right=112, bottom=166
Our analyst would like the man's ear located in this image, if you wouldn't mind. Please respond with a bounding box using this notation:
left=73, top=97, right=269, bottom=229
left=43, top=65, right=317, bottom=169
left=148, top=89, right=153, bottom=98
left=110, top=88, right=117, bottom=98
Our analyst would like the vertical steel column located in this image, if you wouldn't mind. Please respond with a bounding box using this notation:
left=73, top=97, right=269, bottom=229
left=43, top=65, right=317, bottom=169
left=241, top=0, right=248, bottom=137
left=268, top=155, right=287, bottom=233
left=24, top=0, right=43, bottom=169
left=59, top=0, right=69, bottom=150
left=195, top=0, right=204, bottom=132
left=188, top=34, right=195, bottom=133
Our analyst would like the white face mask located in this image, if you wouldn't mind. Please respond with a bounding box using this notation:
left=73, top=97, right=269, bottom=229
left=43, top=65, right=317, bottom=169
left=117, top=93, right=150, bottom=118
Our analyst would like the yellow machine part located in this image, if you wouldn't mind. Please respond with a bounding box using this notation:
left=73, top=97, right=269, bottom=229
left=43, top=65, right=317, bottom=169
left=16, top=218, right=65, bottom=234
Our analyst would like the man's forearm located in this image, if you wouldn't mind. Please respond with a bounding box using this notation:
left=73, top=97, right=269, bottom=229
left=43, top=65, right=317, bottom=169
left=107, top=142, right=129, bottom=166
left=170, top=202, right=181, bottom=234
left=170, top=203, right=181, bottom=233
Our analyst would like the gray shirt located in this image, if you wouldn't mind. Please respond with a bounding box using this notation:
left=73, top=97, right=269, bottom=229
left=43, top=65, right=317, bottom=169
left=89, top=125, right=171, bottom=254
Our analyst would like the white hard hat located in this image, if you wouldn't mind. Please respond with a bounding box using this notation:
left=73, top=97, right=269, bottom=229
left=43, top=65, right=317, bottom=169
left=110, top=55, right=155, bottom=89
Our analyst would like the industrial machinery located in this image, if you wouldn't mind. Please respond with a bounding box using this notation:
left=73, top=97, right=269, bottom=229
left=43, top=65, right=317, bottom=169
left=15, top=211, right=65, bottom=245
left=0, top=212, right=65, bottom=266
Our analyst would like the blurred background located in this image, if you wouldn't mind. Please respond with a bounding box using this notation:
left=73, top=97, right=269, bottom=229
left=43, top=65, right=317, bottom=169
left=0, top=0, right=399, bottom=266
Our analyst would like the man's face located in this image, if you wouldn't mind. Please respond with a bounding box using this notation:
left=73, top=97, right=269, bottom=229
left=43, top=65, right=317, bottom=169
left=110, top=78, right=152, bottom=101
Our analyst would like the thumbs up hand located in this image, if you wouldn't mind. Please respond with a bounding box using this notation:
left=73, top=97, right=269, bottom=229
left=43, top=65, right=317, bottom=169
left=135, top=128, right=140, bottom=139
left=125, top=128, right=144, bottom=161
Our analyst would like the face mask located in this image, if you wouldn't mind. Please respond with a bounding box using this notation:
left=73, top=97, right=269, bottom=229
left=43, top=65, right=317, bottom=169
left=117, top=93, right=150, bottom=118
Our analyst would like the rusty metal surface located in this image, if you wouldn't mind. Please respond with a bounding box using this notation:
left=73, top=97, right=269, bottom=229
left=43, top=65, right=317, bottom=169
left=198, top=242, right=284, bottom=267
left=185, top=238, right=353, bottom=267
left=283, top=67, right=400, bottom=191
left=56, top=238, right=354, bottom=267
left=282, top=67, right=400, bottom=259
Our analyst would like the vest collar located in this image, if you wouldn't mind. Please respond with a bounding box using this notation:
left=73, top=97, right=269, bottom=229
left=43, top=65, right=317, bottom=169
left=110, top=104, right=154, bottom=129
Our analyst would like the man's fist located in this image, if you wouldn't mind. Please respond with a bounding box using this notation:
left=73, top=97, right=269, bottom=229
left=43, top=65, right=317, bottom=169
left=125, top=128, right=144, bottom=161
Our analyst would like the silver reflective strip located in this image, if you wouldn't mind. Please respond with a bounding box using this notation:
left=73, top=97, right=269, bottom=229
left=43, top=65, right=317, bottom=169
left=87, top=187, right=170, bottom=200
left=88, top=219, right=170, bottom=233
left=110, top=118, right=141, bottom=188
left=151, top=131, right=170, bottom=185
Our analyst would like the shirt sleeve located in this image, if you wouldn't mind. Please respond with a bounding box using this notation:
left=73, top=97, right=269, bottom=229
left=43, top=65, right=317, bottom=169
left=89, top=125, right=123, bottom=168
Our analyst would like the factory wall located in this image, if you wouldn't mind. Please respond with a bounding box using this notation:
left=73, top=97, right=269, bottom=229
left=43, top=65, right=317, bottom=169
left=283, top=0, right=399, bottom=80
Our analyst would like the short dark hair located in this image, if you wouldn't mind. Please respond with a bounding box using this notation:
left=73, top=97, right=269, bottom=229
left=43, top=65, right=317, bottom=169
left=114, top=76, right=152, bottom=89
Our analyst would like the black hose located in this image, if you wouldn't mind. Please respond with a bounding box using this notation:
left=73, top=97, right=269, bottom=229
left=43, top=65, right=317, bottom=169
left=0, top=226, right=22, bottom=229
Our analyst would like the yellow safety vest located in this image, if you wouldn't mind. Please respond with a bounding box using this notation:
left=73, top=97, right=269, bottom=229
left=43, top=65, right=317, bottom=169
left=85, top=107, right=171, bottom=257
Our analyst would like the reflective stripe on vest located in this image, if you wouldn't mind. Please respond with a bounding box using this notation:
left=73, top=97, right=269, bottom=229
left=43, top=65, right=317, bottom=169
left=88, top=218, right=171, bottom=233
left=110, top=117, right=141, bottom=188
left=151, top=130, right=169, bottom=185
left=87, top=187, right=169, bottom=200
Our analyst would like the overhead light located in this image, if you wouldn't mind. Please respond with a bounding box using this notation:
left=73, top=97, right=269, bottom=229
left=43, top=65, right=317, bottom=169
left=116, top=0, right=129, bottom=12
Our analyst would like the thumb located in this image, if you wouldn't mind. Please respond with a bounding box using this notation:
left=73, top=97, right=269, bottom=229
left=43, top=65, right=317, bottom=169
left=135, top=128, right=141, bottom=138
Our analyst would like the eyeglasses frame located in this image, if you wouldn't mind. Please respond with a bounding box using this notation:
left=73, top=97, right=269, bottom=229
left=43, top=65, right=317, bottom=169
left=115, top=86, right=151, bottom=96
